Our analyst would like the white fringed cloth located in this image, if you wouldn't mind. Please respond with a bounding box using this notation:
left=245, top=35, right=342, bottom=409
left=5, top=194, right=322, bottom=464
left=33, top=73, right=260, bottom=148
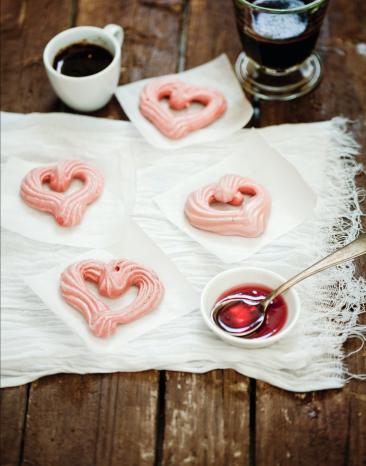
left=1, top=112, right=365, bottom=391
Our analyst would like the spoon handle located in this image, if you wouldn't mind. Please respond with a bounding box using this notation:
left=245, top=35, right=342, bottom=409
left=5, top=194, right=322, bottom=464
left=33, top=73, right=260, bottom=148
left=266, top=233, right=366, bottom=304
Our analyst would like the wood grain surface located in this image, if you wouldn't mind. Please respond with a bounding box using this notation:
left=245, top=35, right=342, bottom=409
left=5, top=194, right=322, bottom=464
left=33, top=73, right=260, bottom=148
left=19, top=373, right=159, bottom=466
left=161, top=371, right=250, bottom=466
left=0, top=385, right=28, bottom=466
left=0, top=0, right=365, bottom=465
left=0, top=0, right=73, bottom=113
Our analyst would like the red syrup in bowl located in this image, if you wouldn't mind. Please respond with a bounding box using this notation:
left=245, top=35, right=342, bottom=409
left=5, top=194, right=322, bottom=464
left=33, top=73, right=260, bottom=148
left=215, top=284, right=288, bottom=339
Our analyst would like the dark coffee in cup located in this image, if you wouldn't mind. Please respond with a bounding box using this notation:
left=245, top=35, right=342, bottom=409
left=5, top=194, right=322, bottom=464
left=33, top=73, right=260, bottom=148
left=53, top=42, right=114, bottom=77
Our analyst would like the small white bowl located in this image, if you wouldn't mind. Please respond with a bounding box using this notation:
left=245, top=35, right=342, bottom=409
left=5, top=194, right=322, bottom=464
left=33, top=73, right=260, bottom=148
left=200, top=267, right=301, bottom=348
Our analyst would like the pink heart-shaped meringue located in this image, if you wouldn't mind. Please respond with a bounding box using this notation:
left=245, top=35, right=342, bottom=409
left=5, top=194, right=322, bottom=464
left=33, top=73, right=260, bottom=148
left=184, top=174, right=271, bottom=237
left=139, top=79, right=227, bottom=139
left=20, top=160, right=104, bottom=227
left=60, top=259, right=164, bottom=338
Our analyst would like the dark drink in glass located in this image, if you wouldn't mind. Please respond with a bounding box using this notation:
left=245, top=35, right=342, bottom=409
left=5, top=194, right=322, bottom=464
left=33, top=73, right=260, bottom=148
left=232, top=0, right=330, bottom=100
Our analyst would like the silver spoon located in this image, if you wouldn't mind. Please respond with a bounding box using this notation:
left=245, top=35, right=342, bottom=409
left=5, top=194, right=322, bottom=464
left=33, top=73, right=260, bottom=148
left=211, top=233, right=366, bottom=337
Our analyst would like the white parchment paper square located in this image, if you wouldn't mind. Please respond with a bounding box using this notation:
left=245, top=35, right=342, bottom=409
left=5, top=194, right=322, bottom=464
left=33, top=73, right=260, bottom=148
left=1, top=153, right=131, bottom=248
left=155, top=131, right=317, bottom=263
left=24, top=219, right=199, bottom=352
left=115, top=54, right=253, bottom=150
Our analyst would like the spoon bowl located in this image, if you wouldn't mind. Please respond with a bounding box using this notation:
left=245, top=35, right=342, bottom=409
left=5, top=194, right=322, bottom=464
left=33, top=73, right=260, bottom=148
left=211, top=296, right=266, bottom=336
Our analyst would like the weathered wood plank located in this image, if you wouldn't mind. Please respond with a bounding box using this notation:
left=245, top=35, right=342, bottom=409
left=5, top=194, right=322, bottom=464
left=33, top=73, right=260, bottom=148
left=161, top=370, right=250, bottom=466
left=77, top=0, right=183, bottom=82
left=0, top=385, right=28, bottom=466
left=21, top=373, right=159, bottom=466
left=161, top=3, right=251, bottom=464
left=93, top=372, right=159, bottom=466
left=346, top=348, right=366, bottom=466
left=185, top=0, right=241, bottom=69
left=256, top=387, right=352, bottom=466
left=22, top=375, right=101, bottom=466
left=255, top=0, right=366, bottom=464
left=0, top=0, right=73, bottom=113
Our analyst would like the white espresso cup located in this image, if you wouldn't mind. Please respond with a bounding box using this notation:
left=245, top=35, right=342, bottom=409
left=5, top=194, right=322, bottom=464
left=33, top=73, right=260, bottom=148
left=43, top=24, right=124, bottom=112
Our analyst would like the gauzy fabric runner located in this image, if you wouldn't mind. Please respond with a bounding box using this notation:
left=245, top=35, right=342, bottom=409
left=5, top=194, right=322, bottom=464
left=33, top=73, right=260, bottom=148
left=1, top=112, right=365, bottom=391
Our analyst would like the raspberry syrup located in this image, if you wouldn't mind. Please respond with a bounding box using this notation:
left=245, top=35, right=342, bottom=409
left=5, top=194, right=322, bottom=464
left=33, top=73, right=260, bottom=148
left=215, top=284, right=287, bottom=339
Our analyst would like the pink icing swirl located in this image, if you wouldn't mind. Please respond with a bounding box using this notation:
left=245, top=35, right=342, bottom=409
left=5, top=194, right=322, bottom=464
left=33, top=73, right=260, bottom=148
left=139, top=79, right=227, bottom=139
left=60, top=259, right=165, bottom=338
left=20, top=160, right=104, bottom=227
left=184, top=174, right=271, bottom=237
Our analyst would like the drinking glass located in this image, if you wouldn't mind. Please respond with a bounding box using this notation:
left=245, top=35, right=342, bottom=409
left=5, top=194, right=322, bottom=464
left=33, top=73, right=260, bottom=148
left=233, top=0, right=330, bottom=100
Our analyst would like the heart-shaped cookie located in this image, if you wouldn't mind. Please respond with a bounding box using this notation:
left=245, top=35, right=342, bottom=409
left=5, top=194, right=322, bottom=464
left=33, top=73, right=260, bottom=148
left=60, top=259, right=164, bottom=338
left=139, top=79, right=227, bottom=139
left=184, top=174, right=271, bottom=237
left=20, top=160, right=104, bottom=227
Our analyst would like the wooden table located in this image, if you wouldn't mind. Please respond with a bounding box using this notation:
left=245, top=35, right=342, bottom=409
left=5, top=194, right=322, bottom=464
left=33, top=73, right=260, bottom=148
left=1, top=0, right=365, bottom=465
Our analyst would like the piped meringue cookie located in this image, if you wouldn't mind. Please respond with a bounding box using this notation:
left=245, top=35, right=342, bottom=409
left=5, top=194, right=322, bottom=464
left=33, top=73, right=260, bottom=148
left=139, top=79, right=227, bottom=139
left=60, top=258, right=165, bottom=338
left=184, top=174, right=271, bottom=237
left=20, top=160, right=104, bottom=227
